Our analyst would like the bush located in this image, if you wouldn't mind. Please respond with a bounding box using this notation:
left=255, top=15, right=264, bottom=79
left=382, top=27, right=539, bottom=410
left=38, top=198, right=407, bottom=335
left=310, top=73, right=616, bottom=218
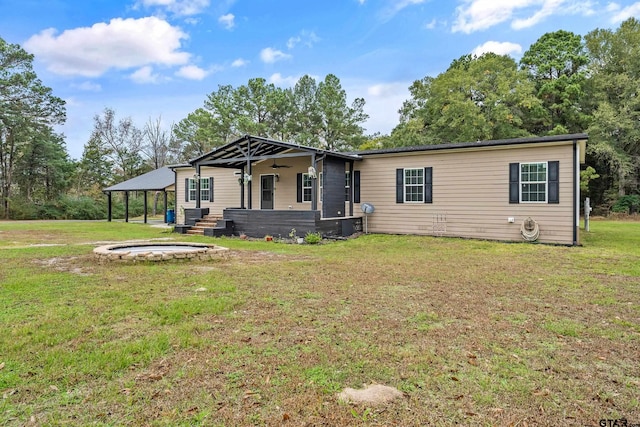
left=611, top=195, right=640, bottom=214
left=304, top=231, right=322, bottom=244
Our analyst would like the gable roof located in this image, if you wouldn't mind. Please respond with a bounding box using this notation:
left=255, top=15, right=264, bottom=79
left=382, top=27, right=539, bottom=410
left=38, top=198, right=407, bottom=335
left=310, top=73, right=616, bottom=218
left=103, top=166, right=175, bottom=192
left=189, top=134, right=361, bottom=169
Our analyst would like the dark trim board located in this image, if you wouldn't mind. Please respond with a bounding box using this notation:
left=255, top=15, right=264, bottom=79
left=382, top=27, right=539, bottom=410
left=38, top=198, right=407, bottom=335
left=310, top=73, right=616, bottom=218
left=223, top=209, right=361, bottom=238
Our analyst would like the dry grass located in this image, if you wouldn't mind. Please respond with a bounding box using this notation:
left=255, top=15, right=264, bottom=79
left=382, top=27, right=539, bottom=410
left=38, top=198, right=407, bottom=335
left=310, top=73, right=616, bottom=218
left=0, top=220, right=639, bottom=426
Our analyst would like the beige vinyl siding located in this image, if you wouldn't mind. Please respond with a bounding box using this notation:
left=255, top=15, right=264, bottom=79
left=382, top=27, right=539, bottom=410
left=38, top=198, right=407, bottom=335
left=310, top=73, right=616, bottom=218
left=356, top=143, right=577, bottom=245
left=174, top=167, right=240, bottom=223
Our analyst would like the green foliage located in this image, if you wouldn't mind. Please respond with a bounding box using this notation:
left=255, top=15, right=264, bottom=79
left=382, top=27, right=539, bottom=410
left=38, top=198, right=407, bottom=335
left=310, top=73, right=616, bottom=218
left=580, top=166, right=600, bottom=193
left=304, top=231, right=322, bottom=244
left=611, top=194, right=640, bottom=213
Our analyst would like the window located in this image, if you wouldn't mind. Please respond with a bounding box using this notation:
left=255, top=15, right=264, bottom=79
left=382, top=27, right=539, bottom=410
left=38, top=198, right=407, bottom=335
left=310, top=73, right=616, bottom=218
left=396, top=167, right=433, bottom=204
left=345, top=171, right=351, bottom=201
left=302, top=173, right=313, bottom=202
left=200, top=177, right=210, bottom=201
left=404, top=168, right=424, bottom=202
left=520, top=162, right=547, bottom=202
left=186, top=177, right=213, bottom=202
left=188, top=178, right=198, bottom=202
left=319, top=172, right=323, bottom=202
left=509, top=161, right=559, bottom=204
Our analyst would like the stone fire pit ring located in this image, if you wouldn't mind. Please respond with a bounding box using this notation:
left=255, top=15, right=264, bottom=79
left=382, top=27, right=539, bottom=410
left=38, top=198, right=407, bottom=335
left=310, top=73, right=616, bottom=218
left=94, top=242, right=229, bottom=263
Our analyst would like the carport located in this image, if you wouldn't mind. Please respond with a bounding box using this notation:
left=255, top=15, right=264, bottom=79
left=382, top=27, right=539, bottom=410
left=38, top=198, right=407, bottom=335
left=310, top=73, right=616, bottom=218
left=102, top=167, right=176, bottom=223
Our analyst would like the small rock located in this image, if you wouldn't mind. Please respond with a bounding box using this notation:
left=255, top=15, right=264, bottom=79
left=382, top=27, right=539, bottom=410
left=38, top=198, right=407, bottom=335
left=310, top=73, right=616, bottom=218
left=337, top=384, right=404, bottom=405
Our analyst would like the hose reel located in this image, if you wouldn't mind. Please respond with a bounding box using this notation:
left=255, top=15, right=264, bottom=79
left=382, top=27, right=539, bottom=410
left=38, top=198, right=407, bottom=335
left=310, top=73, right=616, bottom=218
left=520, top=217, right=540, bottom=242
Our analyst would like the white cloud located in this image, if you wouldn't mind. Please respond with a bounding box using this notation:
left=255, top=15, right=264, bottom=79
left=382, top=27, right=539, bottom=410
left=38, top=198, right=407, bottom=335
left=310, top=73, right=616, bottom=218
left=24, top=17, right=190, bottom=77
left=130, top=66, right=162, bottom=84
left=349, top=81, right=409, bottom=135
left=269, top=73, right=299, bottom=87
left=218, top=13, right=235, bottom=29
left=137, top=0, right=211, bottom=16
left=286, top=31, right=320, bottom=49
left=260, top=47, right=292, bottom=64
left=175, top=64, right=208, bottom=80
left=472, top=41, right=523, bottom=56
left=424, top=18, right=438, bottom=29
left=452, top=0, right=594, bottom=33
left=71, top=81, right=102, bottom=92
left=610, top=2, right=640, bottom=23
left=232, top=58, right=249, bottom=67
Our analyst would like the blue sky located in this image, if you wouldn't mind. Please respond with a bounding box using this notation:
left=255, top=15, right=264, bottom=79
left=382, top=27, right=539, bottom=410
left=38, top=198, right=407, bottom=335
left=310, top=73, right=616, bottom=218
left=2, top=0, right=639, bottom=159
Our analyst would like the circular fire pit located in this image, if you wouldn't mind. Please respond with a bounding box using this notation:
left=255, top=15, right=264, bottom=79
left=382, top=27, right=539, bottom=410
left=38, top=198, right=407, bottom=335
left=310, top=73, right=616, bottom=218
left=93, top=242, right=229, bottom=263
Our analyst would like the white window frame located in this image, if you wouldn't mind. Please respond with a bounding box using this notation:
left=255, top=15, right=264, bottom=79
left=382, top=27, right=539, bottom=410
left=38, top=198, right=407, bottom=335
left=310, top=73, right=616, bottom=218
left=188, top=177, right=210, bottom=202
left=319, top=171, right=323, bottom=202
left=520, top=162, right=547, bottom=203
left=302, top=173, right=313, bottom=203
left=404, top=168, right=424, bottom=203
left=345, top=171, right=351, bottom=201
left=200, top=177, right=210, bottom=202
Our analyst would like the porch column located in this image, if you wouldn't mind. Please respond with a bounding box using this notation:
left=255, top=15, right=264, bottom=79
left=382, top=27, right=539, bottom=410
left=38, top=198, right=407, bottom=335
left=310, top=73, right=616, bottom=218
left=143, top=190, right=148, bottom=224
left=124, top=191, right=129, bottom=223
left=246, top=139, right=252, bottom=209
left=107, top=192, right=112, bottom=222
left=348, top=160, right=354, bottom=216
left=311, top=153, right=317, bottom=211
left=240, top=167, right=245, bottom=209
left=195, top=164, right=201, bottom=209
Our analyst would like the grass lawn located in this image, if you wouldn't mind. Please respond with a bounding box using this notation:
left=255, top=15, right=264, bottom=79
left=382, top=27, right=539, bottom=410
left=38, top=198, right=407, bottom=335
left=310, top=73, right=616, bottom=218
left=0, top=219, right=639, bottom=426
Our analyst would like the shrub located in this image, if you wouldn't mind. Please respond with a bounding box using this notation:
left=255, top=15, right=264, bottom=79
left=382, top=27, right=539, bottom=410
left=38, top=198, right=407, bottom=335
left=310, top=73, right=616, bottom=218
left=611, top=195, right=640, bottom=214
left=304, top=231, right=322, bottom=244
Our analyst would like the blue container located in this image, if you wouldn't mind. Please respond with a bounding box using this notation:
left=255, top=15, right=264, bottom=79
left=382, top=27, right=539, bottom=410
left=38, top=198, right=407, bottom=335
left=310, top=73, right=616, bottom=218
left=166, top=209, right=175, bottom=224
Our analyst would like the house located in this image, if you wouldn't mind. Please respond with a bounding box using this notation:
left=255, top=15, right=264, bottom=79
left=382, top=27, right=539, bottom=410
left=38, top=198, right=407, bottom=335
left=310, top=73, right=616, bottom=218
left=170, top=133, right=588, bottom=245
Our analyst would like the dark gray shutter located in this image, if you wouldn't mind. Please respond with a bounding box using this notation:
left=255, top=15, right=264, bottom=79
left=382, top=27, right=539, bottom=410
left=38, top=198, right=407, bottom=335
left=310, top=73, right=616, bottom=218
left=424, top=167, right=432, bottom=204
left=396, top=169, right=404, bottom=203
left=509, top=163, right=519, bottom=204
left=209, top=177, right=214, bottom=202
left=548, top=161, right=559, bottom=204
left=184, top=178, right=189, bottom=202
left=353, top=170, right=361, bottom=204
left=297, top=173, right=303, bottom=203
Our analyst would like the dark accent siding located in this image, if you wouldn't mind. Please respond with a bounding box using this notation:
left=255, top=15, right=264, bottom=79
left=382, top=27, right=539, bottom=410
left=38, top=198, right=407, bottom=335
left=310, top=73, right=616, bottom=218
left=296, top=173, right=303, bottom=203
left=184, top=178, right=189, bottom=202
left=424, top=167, right=432, bottom=204
left=509, top=163, right=519, bottom=204
left=353, top=170, right=361, bottom=204
left=224, top=209, right=361, bottom=238
left=396, top=169, right=404, bottom=203
left=183, top=208, right=209, bottom=226
left=209, top=177, right=214, bottom=202
left=548, top=161, right=559, bottom=204
left=323, top=156, right=348, bottom=217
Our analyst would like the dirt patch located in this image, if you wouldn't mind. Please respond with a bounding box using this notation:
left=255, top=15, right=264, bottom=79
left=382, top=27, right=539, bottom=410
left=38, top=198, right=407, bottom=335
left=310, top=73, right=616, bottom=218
left=33, top=257, right=92, bottom=276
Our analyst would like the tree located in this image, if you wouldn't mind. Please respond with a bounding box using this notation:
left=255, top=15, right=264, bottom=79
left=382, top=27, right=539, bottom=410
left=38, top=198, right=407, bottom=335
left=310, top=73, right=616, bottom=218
left=289, top=75, right=321, bottom=146
left=142, top=116, right=172, bottom=169
left=520, top=30, right=590, bottom=134
left=91, top=107, right=145, bottom=181
left=316, top=74, right=368, bottom=151
left=585, top=18, right=640, bottom=200
left=0, top=37, right=66, bottom=218
left=394, top=54, right=543, bottom=145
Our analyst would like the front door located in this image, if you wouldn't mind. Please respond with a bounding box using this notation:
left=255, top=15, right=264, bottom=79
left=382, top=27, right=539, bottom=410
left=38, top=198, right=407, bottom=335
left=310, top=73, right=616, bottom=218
left=261, top=175, right=275, bottom=209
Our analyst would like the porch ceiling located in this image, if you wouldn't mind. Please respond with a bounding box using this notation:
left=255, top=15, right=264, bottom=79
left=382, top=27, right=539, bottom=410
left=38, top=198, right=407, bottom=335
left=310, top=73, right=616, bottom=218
left=189, top=134, right=361, bottom=169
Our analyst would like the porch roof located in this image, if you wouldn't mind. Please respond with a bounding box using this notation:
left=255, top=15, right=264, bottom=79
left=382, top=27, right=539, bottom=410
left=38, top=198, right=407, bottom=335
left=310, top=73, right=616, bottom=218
left=189, top=134, right=362, bottom=169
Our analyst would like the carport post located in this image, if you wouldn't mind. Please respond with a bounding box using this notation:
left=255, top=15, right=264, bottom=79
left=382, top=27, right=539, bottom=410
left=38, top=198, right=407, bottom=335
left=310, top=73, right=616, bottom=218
left=107, top=192, right=112, bottom=222
left=124, top=191, right=129, bottom=223
left=143, top=191, right=148, bottom=224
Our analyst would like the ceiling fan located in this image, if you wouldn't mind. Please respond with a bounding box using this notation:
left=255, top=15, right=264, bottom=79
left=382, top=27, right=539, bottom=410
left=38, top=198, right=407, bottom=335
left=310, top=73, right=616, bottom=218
left=271, top=159, right=291, bottom=169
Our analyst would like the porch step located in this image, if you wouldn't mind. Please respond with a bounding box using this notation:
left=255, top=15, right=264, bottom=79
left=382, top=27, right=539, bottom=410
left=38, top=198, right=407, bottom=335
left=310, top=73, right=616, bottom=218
left=186, top=214, right=224, bottom=235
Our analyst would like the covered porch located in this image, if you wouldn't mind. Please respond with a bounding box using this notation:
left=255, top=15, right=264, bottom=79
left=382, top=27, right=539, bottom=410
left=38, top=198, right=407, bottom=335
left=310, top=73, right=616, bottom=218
left=174, top=135, right=363, bottom=237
